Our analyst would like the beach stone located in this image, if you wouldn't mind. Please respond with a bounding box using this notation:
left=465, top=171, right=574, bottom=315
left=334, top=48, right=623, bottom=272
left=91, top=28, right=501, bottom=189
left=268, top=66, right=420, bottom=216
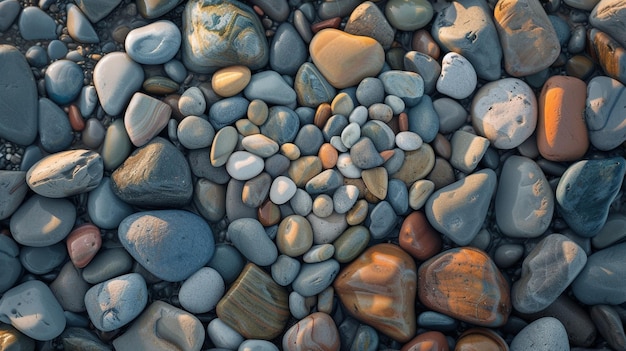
left=336, top=152, right=362, bottom=178
left=401, top=331, right=449, bottom=351
left=404, top=51, right=441, bottom=95
left=93, top=52, right=144, bottom=116
left=593, top=213, right=626, bottom=249
left=66, top=4, right=98, bottom=43
left=88, top=177, right=133, bottom=230
left=385, top=0, right=432, bottom=31
left=334, top=244, right=416, bottom=342
left=425, top=169, right=497, bottom=245
left=81, top=248, right=133, bottom=284
left=225, top=151, right=264, bottom=181
left=125, top=20, right=180, bottom=65
left=430, top=0, right=502, bottom=81
left=47, top=40, right=67, bottom=61
left=392, top=144, right=435, bottom=185
left=308, top=212, right=349, bottom=244
left=179, top=267, right=224, bottom=314
left=124, top=92, right=171, bottom=147
left=229, top=218, right=278, bottom=266
left=333, top=184, right=359, bottom=214
left=588, top=29, right=626, bottom=86
left=84, top=273, right=147, bottom=332
left=18, top=6, right=56, bottom=40
left=19, top=242, right=66, bottom=275
left=496, top=156, right=553, bottom=238
left=310, top=29, right=385, bottom=89
left=60, top=327, right=111, bottom=351
left=208, top=96, right=249, bottom=129
left=101, top=119, right=132, bottom=171
left=0, top=0, right=19, bottom=32
left=44, top=59, right=84, bottom=106
left=207, top=244, right=245, bottom=285
left=294, top=124, right=324, bottom=156
left=217, top=263, right=289, bottom=340
left=241, top=173, right=271, bottom=208
left=368, top=200, right=397, bottom=239
left=537, top=75, right=589, bottom=161
left=471, top=78, right=537, bottom=149
left=379, top=70, right=424, bottom=107
left=0, top=236, right=21, bottom=294
left=177, top=115, right=215, bottom=150
left=207, top=318, right=245, bottom=349
left=333, top=225, right=370, bottom=263
left=209, top=126, right=237, bottom=168
left=271, top=254, right=301, bottom=286
left=350, top=137, right=384, bottom=169
left=270, top=22, right=307, bottom=75
left=283, top=312, right=340, bottom=351
left=0, top=171, right=28, bottom=220
left=586, top=76, right=626, bottom=150
left=436, top=52, right=477, bottom=100
left=345, top=1, right=395, bottom=49
left=182, top=0, right=268, bottom=73
left=494, top=0, right=560, bottom=77
left=248, top=0, right=289, bottom=21
left=434, top=98, right=466, bottom=134
left=510, top=317, right=569, bottom=351
left=0, top=46, right=38, bottom=146
left=239, top=339, right=279, bottom=351
left=49, top=262, right=90, bottom=313
left=293, top=259, right=340, bottom=297
left=565, top=0, right=600, bottom=9
left=276, top=215, right=314, bottom=257
left=399, top=211, right=441, bottom=261
left=10, top=195, right=75, bottom=247
left=226, top=179, right=258, bottom=221
left=294, top=62, right=336, bottom=107
left=356, top=79, right=385, bottom=109
left=407, top=96, right=439, bottom=143
left=556, top=157, right=626, bottom=237
left=66, top=223, right=101, bottom=269
left=408, top=179, right=435, bottom=210
left=118, top=210, right=215, bottom=282
left=136, top=0, right=183, bottom=18
left=244, top=70, right=297, bottom=106
left=572, top=242, right=626, bottom=305
left=269, top=176, right=297, bottom=205
left=0, top=324, right=35, bottom=350
left=332, top=92, right=355, bottom=117
left=419, top=247, right=511, bottom=327
left=312, top=194, right=334, bottom=218
left=0, top=280, right=66, bottom=341
left=211, top=65, right=251, bottom=98
left=590, top=0, right=626, bottom=48
left=261, top=106, right=300, bottom=144
left=512, top=234, right=587, bottom=314
left=590, top=305, right=626, bottom=351
left=179, top=87, right=206, bottom=117
left=112, top=138, right=193, bottom=208
left=74, top=0, right=122, bottom=23
left=449, top=130, right=490, bottom=174
left=112, top=300, right=204, bottom=351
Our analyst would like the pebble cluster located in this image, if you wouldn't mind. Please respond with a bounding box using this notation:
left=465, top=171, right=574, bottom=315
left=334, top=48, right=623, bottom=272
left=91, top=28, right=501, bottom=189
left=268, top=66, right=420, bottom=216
left=1, top=0, right=626, bottom=350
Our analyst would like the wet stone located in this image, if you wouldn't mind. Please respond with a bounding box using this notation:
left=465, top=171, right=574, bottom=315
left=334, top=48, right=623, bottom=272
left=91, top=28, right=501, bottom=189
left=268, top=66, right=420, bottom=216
left=283, top=312, right=340, bottom=351
left=510, top=317, right=569, bottom=351
left=10, top=195, right=75, bottom=247
left=0, top=236, right=21, bottom=294
left=572, top=242, right=626, bottom=305
left=93, top=52, right=144, bottom=116
left=586, top=76, right=626, bottom=150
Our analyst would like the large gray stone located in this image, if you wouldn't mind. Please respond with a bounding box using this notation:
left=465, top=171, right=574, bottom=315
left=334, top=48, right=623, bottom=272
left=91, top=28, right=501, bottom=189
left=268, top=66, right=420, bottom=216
left=572, top=242, right=626, bottom=305
left=10, top=195, right=76, bottom=247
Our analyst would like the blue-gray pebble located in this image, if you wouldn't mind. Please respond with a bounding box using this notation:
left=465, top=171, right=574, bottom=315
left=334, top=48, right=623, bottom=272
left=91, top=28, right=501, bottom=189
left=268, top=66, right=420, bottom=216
left=38, top=98, right=74, bottom=153
left=44, top=60, right=84, bottom=105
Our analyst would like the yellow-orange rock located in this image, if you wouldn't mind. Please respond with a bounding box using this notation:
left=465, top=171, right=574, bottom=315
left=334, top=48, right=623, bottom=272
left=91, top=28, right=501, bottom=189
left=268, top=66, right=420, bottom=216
left=536, top=75, right=589, bottom=161
left=211, top=65, right=251, bottom=97
left=334, top=243, right=417, bottom=342
left=418, top=247, right=511, bottom=327
left=310, top=29, right=385, bottom=89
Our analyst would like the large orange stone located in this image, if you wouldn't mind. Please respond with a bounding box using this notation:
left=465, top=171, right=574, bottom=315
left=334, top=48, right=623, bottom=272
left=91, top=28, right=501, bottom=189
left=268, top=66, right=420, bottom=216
left=418, top=247, right=511, bottom=327
left=536, top=75, right=589, bottom=161
left=334, top=243, right=417, bottom=342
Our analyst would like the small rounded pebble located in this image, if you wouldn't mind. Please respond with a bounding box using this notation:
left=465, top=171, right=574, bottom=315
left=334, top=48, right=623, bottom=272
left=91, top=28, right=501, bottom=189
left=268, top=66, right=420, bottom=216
left=179, top=267, right=225, bottom=314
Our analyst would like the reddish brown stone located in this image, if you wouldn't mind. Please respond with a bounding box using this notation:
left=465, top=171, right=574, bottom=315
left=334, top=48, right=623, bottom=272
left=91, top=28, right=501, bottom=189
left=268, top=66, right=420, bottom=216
left=399, top=211, right=441, bottom=261
left=311, top=17, right=342, bottom=33
left=314, top=103, right=332, bottom=129
left=454, top=328, right=509, bottom=351
left=66, top=223, right=101, bottom=268
left=319, top=143, right=338, bottom=169
left=401, top=331, right=449, bottom=351
left=412, top=29, right=440, bottom=60
left=399, top=112, right=410, bottom=132
left=68, top=104, right=84, bottom=131
left=418, top=247, right=511, bottom=327
left=258, top=199, right=280, bottom=226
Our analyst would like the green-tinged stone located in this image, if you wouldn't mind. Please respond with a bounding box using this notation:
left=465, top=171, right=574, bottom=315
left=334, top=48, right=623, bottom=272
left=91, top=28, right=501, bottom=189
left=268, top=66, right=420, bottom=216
left=101, top=119, right=132, bottom=171
left=216, top=263, right=289, bottom=340
left=142, top=76, right=180, bottom=95
left=333, top=225, right=371, bottom=263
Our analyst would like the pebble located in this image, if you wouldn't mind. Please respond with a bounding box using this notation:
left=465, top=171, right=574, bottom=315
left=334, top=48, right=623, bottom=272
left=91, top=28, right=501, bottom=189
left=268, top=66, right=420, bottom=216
left=437, top=52, right=477, bottom=100
left=401, top=331, right=449, bottom=351
left=310, top=29, right=384, bottom=89
left=392, top=144, right=435, bottom=185
left=294, top=62, right=337, bottom=108
left=81, top=248, right=133, bottom=284
left=136, top=0, right=183, bottom=19
left=241, top=173, right=271, bottom=208
left=177, top=115, right=215, bottom=150
left=93, top=52, right=144, bottom=116
left=334, top=244, right=416, bottom=342
left=0, top=45, right=38, bottom=145
left=270, top=22, right=307, bottom=76
left=292, top=259, right=339, bottom=297
left=125, top=20, right=180, bottom=65
left=345, top=1, right=395, bottom=50
left=36, top=98, right=71, bottom=153
left=494, top=0, right=560, bottom=77
left=303, top=244, right=335, bottom=263
left=49, top=262, right=90, bottom=312
left=556, top=157, right=626, bottom=237
left=271, top=254, right=301, bottom=286
left=0, top=280, right=66, bottom=341
left=512, top=234, right=587, bottom=314
left=586, top=76, right=626, bottom=150
left=240, top=340, right=280, bottom=351
left=283, top=312, right=340, bottom=351
left=385, top=0, right=433, bottom=31
left=590, top=305, right=626, bottom=351
left=17, top=6, right=56, bottom=40
left=456, top=328, right=509, bottom=351
left=209, top=126, right=237, bottom=167
left=332, top=225, right=369, bottom=263
left=495, top=156, right=554, bottom=238
left=572, top=242, right=626, bottom=305
left=294, top=124, right=324, bottom=156
left=0, top=324, right=35, bottom=350
left=10, top=194, right=76, bottom=247
left=66, top=4, right=99, bottom=44
left=226, top=151, right=264, bottom=181
left=356, top=78, right=385, bottom=107
left=47, top=40, right=68, bottom=61
left=182, top=0, right=268, bottom=73
left=212, top=65, right=251, bottom=97
left=207, top=318, right=245, bottom=349
left=84, top=273, right=148, bottom=332
left=403, top=51, right=441, bottom=95
left=216, top=263, right=289, bottom=340
left=261, top=106, right=300, bottom=144
left=124, top=92, right=172, bottom=147
left=25, top=45, right=48, bottom=68
left=387, top=176, right=409, bottom=212
left=245, top=70, right=297, bottom=107
left=66, top=223, right=101, bottom=269
left=449, top=130, right=490, bottom=174
left=179, top=267, right=225, bottom=314
left=228, top=218, right=278, bottom=266
left=0, top=236, right=21, bottom=294
left=333, top=184, right=359, bottom=214
left=510, top=317, right=569, bottom=351
left=0, top=0, right=20, bottom=32
left=19, top=242, right=67, bottom=275
left=118, top=210, right=215, bottom=282
left=380, top=70, right=424, bottom=107
left=593, top=213, right=626, bottom=249
left=471, top=78, right=537, bottom=149
left=226, top=179, right=258, bottom=221
left=590, top=0, right=626, bottom=48
left=588, top=28, right=626, bottom=86
left=101, top=119, right=132, bottom=171
left=112, top=300, right=205, bottom=351
left=434, top=98, right=467, bottom=135
left=367, top=200, right=396, bottom=238
left=74, top=0, right=122, bottom=22
left=290, top=188, right=313, bottom=216
left=399, top=211, right=441, bottom=261
left=418, top=247, right=511, bottom=327
left=59, top=327, right=111, bottom=350
left=408, top=179, right=435, bottom=210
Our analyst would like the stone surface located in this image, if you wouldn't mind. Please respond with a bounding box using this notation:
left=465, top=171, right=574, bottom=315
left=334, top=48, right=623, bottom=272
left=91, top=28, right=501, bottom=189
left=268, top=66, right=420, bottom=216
left=66, top=223, right=101, bottom=269
left=66, top=4, right=99, bottom=43
left=93, top=52, right=144, bottom=116
left=74, top=0, right=122, bottom=22
left=44, top=60, right=84, bottom=105
left=418, top=247, right=511, bottom=327
left=270, top=22, right=308, bottom=75
left=293, top=260, right=340, bottom=297
left=586, top=76, right=626, bottom=150
left=0, top=0, right=20, bottom=32
left=334, top=243, right=417, bottom=342
left=10, top=195, right=76, bottom=247
left=0, top=171, right=28, bottom=221
left=400, top=331, right=449, bottom=351
left=17, top=7, right=56, bottom=40
left=179, top=267, right=225, bottom=314
left=510, top=317, right=569, bottom=351
left=588, top=29, right=626, bottom=86
left=87, top=177, right=134, bottom=229
left=345, top=1, right=395, bottom=49
left=590, top=0, right=626, bottom=49
left=0, top=236, right=21, bottom=294
left=449, top=130, right=490, bottom=174
left=282, top=312, right=340, bottom=351
left=572, top=242, right=626, bottom=305
left=49, top=261, right=90, bottom=313
left=118, top=210, right=215, bottom=282
left=38, top=98, right=73, bottom=153
left=436, top=52, right=477, bottom=100
left=399, top=211, right=441, bottom=261
left=212, top=65, right=251, bottom=97
left=294, top=62, right=336, bottom=107
left=385, top=0, right=433, bottom=31
left=229, top=218, right=278, bottom=266
left=125, top=20, right=181, bottom=65
left=124, top=93, right=172, bottom=147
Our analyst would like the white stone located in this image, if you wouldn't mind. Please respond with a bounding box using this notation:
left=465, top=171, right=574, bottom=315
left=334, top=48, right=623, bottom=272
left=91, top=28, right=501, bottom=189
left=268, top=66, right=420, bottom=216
left=226, top=151, right=264, bottom=180
left=437, top=52, right=477, bottom=100
left=207, top=318, right=245, bottom=350
left=270, top=176, right=297, bottom=205
left=341, top=122, right=361, bottom=149
left=179, top=267, right=225, bottom=314
left=395, top=131, right=423, bottom=151
left=178, top=86, right=206, bottom=116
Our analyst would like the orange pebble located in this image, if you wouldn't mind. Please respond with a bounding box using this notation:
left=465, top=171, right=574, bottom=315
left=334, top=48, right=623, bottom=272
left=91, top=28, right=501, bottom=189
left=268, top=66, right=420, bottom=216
left=318, top=143, right=338, bottom=169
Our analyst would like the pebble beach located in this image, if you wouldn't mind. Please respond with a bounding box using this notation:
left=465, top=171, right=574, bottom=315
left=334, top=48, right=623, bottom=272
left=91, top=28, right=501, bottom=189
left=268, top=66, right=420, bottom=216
left=1, top=0, right=626, bottom=350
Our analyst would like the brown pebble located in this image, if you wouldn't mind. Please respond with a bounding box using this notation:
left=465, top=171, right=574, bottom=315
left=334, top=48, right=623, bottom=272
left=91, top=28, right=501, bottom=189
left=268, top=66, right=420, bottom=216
left=252, top=4, right=264, bottom=16
left=311, top=17, right=342, bottom=33
left=314, top=103, right=332, bottom=129
left=401, top=331, right=449, bottom=351
left=566, top=55, right=595, bottom=80
left=163, top=94, right=185, bottom=121
left=431, top=134, right=451, bottom=159
left=319, top=143, right=338, bottom=169
left=399, top=211, right=442, bottom=261
left=412, top=29, right=440, bottom=60
left=588, top=29, right=626, bottom=85
left=66, top=223, right=101, bottom=269
left=398, top=112, right=409, bottom=132
left=426, top=157, right=456, bottom=190
left=258, top=199, right=281, bottom=226
left=68, top=104, right=84, bottom=131
left=142, top=76, right=180, bottom=95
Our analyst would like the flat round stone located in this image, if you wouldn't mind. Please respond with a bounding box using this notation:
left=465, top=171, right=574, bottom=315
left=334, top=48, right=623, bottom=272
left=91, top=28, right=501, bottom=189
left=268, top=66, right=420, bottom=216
left=10, top=195, right=76, bottom=247
left=212, top=65, right=251, bottom=97
left=510, top=317, right=569, bottom=351
left=226, top=151, right=265, bottom=181
left=125, top=20, right=181, bottom=65
left=177, top=115, right=215, bottom=150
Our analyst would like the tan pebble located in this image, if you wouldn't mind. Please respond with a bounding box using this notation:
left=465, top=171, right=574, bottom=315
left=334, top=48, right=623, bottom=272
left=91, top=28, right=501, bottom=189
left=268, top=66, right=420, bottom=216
left=212, top=65, right=251, bottom=97
left=258, top=199, right=281, bottom=226
left=288, top=156, right=322, bottom=187
left=380, top=149, right=395, bottom=162
left=235, top=119, right=260, bottom=136
left=247, top=99, right=269, bottom=126
left=398, top=112, right=409, bottom=132
left=281, top=143, right=301, bottom=160
left=68, top=104, right=84, bottom=131
left=392, top=143, right=435, bottom=186
left=426, top=157, right=456, bottom=190
left=361, top=167, right=388, bottom=200
left=276, top=215, right=314, bottom=257
left=408, top=179, right=435, bottom=210
left=346, top=199, right=369, bottom=225
left=319, top=143, right=339, bottom=169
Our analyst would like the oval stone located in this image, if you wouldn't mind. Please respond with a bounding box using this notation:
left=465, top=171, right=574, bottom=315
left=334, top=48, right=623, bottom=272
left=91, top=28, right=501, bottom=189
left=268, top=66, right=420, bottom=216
left=585, top=76, right=626, bottom=151
left=510, top=317, right=569, bottom=351
left=10, top=195, right=76, bottom=247
left=212, top=65, right=251, bottom=97
left=66, top=223, right=102, bottom=269
left=44, top=60, right=84, bottom=105
left=228, top=218, right=278, bottom=267
left=124, top=92, right=172, bottom=147
left=282, top=312, right=340, bottom=351
left=572, top=242, right=626, bottom=305
left=125, top=20, right=181, bottom=65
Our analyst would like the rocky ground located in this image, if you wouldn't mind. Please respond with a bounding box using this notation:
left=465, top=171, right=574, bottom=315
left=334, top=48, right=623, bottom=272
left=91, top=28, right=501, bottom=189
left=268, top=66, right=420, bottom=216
left=2, top=0, right=626, bottom=350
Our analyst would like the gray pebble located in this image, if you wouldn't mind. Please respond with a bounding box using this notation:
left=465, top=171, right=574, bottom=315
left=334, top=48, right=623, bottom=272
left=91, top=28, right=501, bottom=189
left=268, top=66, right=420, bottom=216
left=0, top=0, right=19, bottom=32
left=305, top=169, right=344, bottom=195
left=0, top=171, right=28, bottom=221
left=245, top=70, right=297, bottom=106
left=387, top=178, right=409, bottom=215
left=18, top=6, right=57, bottom=40
left=449, top=130, right=490, bottom=173
left=404, top=51, right=441, bottom=94
left=494, top=243, right=524, bottom=268
left=93, top=52, right=144, bottom=116
left=0, top=235, right=21, bottom=294
left=50, top=261, right=90, bottom=313
left=294, top=124, right=324, bottom=156
left=59, top=327, right=111, bottom=351
left=367, top=200, right=397, bottom=239
left=292, top=259, right=340, bottom=297
left=238, top=340, right=279, bottom=351
left=350, top=324, right=379, bottom=351
left=260, top=106, right=300, bottom=144
left=303, top=243, right=335, bottom=263
left=207, top=318, right=245, bottom=350
left=361, top=120, right=395, bottom=151
left=312, top=194, right=334, bottom=218
left=307, top=212, right=348, bottom=244
left=572, top=242, right=626, bottom=305
left=289, top=291, right=312, bottom=319
left=10, top=195, right=76, bottom=247
left=19, top=242, right=66, bottom=275
left=66, top=4, right=99, bottom=44
left=350, top=137, right=384, bottom=169
left=47, top=40, right=68, bottom=61
left=379, top=70, right=424, bottom=107
left=590, top=305, right=626, bottom=351
left=82, top=118, right=106, bottom=149
left=417, top=311, right=458, bottom=332
left=270, top=22, right=307, bottom=76
left=229, top=218, right=278, bottom=266
left=178, top=115, right=215, bottom=150
left=179, top=87, right=206, bottom=116
left=44, top=59, right=84, bottom=105
left=433, top=97, right=468, bottom=134
left=294, top=62, right=336, bottom=108
left=510, top=317, right=569, bottom=351
left=271, top=254, right=301, bottom=286
left=383, top=148, right=405, bottom=175
left=333, top=185, right=359, bottom=214
left=207, top=243, right=245, bottom=285
left=25, top=45, right=48, bottom=68
left=87, top=177, right=134, bottom=230
left=290, top=188, right=313, bottom=216
left=242, top=173, right=272, bottom=208
left=125, top=20, right=181, bottom=65
left=568, top=25, right=586, bottom=54
left=82, top=248, right=133, bottom=284
left=323, top=114, right=349, bottom=142
left=368, top=103, right=393, bottom=122
left=226, top=179, right=258, bottom=222
left=332, top=92, right=355, bottom=117
left=164, top=59, right=187, bottom=83
left=407, top=95, right=439, bottom=143
left=356, top=77, right=385, bottom=107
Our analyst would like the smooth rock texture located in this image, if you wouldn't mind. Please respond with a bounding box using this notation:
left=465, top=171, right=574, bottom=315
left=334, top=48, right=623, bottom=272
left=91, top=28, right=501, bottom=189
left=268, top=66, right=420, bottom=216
left=38, top=98, right=73, bottom=153
left=125, top=20, right=181, bottom=65
left=44, top=60, right=84, bottom=105
left=49, top=261, right=90, bottom=313
left=182, top=0, right=268, bottom=73
left=449, top=130, right=490, bottom=173
left=66, top=224, right=101, bottom=269
left=229, top=218, right=278, bottom=266
left=10, top=195, right=76, bottom=247
left=212, top=65, right=251, bottom=97
left=0, top=171, right=28, bottom=221
left=270, top=22, right=308, bottom=75
left=17, top=7, right=56, bottom=40
left=179, top=267, right=225, bottom=314
left=345, top=1, right=395, bottom=49
left=425, top=169, right=497, bottom=245
left=66, top=4, right=99, bottom=43
left=556, top=157, right=626, bottom=237
left=586, top=76, right=626, bottom=150
left=418, top=247, right=511, bottom=327
left=572, top=242, right=626, bottom=305
left=334, top=244, right=417, bottom=342
left=436, top=52, right=477, bottom=100
left=510, top=317, right=569, bottom=351
left=512, top=234, right=587, bottom=314
left=136, top=0, right=184, bottom=18
left=87, top=177, right=134, bottom=229
left=93, top=52, right=144, bottom=116
left=283, top=312, right=340, bottom=351
left=293, top=260, right=340, bottom=297
left=588, top=29, right=626, bottom=86
left=399, top=211, right=441, bottom=261
left=74, top=0, right=122, bottom=22
left=118, top=210, right=215, bottom=282
left=590, top=0, right=626, bottom=49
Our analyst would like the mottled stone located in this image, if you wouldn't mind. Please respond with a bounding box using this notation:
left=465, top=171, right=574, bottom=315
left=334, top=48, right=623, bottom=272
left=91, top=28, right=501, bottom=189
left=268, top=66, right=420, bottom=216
left=590, top=0, right=626, bottom=48
left=588, top=29, right=626, bottom=86
left=345, top=1, right=395, bottom=49
left=385, top=0, right=433, bottom=31
left=283, top=312, right=340, bottom=351
left=392, top=145, right=435, bottom=185
left=294, top=62, right=336, bottom=108
left=66, top=223, right=101, bottom=269
left=399, top=211, right=441, bottom=261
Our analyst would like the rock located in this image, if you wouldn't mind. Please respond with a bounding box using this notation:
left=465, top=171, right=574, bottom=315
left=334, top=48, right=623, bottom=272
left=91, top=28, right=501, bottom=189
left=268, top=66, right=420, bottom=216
left=335, top=244, right=416, bottom=342
left=0, top=171, right=28, bottom=220
left=87, top=177, right=133, bottom=230
left=228, top=218, right=278, bottom=266
left=294, top=62, right=336, bottom=108
left=19, top=243, right=66, bottom=276
left=84, top=273, right=148, bottom=332
left=0, top=323, right=36, bottom=350
left=283, top=312, right=340, bottom=351
left=207, top=318, right=245, bottom=349
left=177, top=116, right=215, bottom=150
left=406, top=96, right=439, bottom=143
left=111, top=137, right=193, bottom=208
left=270, top=22, right=308, bottom=75
left=270, top=176, right=297, bottom=205
left=572, top=242, right=626, bottom=305
left=182, top=0, right=268, bottom=73
left=50, top=262, right=90, bottom=313
left=399, top=211, right=441, bottom=261
left=124, top=93, right=172, bottom=147
left=333, top=225, right=370, bottom=263
left=586, top=76, right=626, bottom=150
left=81, top=248, right=133, bottom=284
left=38, top=98, right=73, bottom=153
left=590, top=305, right=626, bottom=351
left=588, top=29, right=626, bottom=86
left=0, top=45, right=38, bottom=145
left=66, top=4, right=99, bottom=43
left=512, top=234, right=587, bottom=314
left=125, top=20, right=180, bottom=65
left=179, top=267, right=225, bottom=314
left=66, top=223, right=101, bottom=269
left=44, top=60, right=84, bottom=105
left=430, top=0, right=502, bottom=80
left=136, top=0, right=184, bottom=19
left=510, top=317, right=569, bottom=351
left=101, top=119, right=132, bottom=171
left=217, top=263, right=289, bottom=340
left=345, top=1, right=395, bottom=49
left=10, top=195, right=76, bottom=247
left=418, top=247, right=511, bottom=327
left=436, top=52, right=477, bottom=100
left=60, top=327, right=112, bottom=351
left=590, top=0, right=626, bottom=49
left=260, top=106, right=301, bottom=144
left=404, top=51, right=441, bottom=95
left=272, top=254, right=301, bottom=286
left=118, top=210, right=215, bottom=282
left=293, top=260, right=340, bottom=297
left=17, top=7, right=56, bottom=40
left=210, top=126, right=239, bottom=167
left=350, top=137, right=384, bottom=169
left=0, top=236, right=21, bottom=294
left=379, top=70, right=425, bottom=107
left=276, top=215, right=314, bottom=257
left=212, top=65, right=251, bottom=97
left=494, top=0, right=560, bottom=77
left=537, top=75, right=589, bottom=161
left=112, top=300, right=204, bottom=351
left=207, top=243, right=246, bottom=285
left=0, top=0, right=20, bottom=32
left=471, top=78, right=537, bottom=149
left=392, top=144, right=435, bottom=186
left=226, top=151, right=265, bottom=181
left=556, top=157, right=626, bottom=237
left=401, top=331, right=449, bottom=351
left=93, top=52, right=144, bottom=116
left=495, top=156, right=553, bottom=238
left=74, top=0, right=122, bottom=23
left=384, top=0, right=433, bottom=31
left=310, top=29, right=385, bottom=89
left=244, top=70, right=297, bottom=106
left=455, top=328, right=509, bottom=351
left=449, top=130, right=490, bottom=173
left=0, top=280, right=66, bottom=341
